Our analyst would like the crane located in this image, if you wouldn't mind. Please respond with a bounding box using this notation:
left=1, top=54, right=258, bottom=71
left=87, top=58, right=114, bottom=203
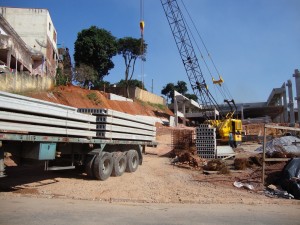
left=160, top=0, right=242, bottom=146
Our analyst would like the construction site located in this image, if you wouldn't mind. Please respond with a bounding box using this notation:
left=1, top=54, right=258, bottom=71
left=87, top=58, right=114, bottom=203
left=0, top=1, right=299, bottom=224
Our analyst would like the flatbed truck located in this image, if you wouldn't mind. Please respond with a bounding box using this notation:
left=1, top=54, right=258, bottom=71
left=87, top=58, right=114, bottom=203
left=0, top=133, right=156, bottom=181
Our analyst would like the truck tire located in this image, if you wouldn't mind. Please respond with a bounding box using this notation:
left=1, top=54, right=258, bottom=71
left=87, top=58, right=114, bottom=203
left=85, top=154, right=96, bottom=178
left=126, top=150, right=139, bottom=173
left=93, top=152, right=113, bottom=181
left=111, top=152, right=127, bottom=177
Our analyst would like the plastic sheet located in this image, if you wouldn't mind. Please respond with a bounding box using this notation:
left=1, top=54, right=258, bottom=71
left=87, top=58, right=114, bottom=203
left=281, top=158, right=300, bottom=199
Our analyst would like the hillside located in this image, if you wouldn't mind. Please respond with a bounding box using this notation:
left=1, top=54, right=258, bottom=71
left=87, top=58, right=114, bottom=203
left=24, top=85, right=173, bottom=120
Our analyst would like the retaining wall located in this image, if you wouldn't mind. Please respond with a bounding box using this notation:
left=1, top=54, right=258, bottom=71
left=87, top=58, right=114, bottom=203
left=0, top=72, right=54, bottom=92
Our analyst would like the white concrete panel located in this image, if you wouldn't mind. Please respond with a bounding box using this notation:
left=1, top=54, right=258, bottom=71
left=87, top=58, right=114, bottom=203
left=0, top=111, right=95, bottom=130
left=0, top=121, right=96, bottom=137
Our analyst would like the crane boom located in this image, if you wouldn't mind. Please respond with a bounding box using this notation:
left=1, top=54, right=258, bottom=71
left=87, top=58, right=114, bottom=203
left=160, top=0, right=221, bottom=115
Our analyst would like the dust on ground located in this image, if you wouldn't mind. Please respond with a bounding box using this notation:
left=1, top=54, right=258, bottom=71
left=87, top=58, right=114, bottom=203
left=1, top=141, right=298, bottom=205
left=1, top=86, right=298, bottom=205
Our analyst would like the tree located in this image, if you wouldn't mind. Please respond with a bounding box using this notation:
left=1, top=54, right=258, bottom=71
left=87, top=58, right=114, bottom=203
left=74, top=63, right=98, bottom=88
left=184, top=93, right=198, bottom=102
left=161, top=82, right=175, bottom=103
left=56, top=47, right=72, bottom=86
left=161, top=81, right=197, bottom=103
left=117, top=79, right=146, bottom=91
left=175, top=81, right=188, bottom=95
left=118, top=37, right=147, bottom=97
left=74, top=26, right=117, bottom=82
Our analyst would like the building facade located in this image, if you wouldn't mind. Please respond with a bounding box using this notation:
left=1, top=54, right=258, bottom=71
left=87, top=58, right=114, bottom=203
left=0, top=7, right=58, bottom=77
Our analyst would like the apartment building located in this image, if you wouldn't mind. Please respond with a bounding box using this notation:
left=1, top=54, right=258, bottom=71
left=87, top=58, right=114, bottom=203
left=0, top=7, right=58, bottom=77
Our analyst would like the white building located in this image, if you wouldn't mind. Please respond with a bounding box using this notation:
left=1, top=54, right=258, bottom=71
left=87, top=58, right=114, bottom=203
left=0, top=7, right=58, bottom=77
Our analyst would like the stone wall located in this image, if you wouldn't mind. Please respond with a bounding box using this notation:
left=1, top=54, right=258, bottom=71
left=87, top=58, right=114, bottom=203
left=0, top=72, right=54, bottom=92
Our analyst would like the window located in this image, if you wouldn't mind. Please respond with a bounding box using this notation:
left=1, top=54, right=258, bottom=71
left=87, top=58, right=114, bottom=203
left=49, top=22, right=51, bottom=31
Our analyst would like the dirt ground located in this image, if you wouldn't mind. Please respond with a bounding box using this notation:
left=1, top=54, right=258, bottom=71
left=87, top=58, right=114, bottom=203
left=1, top=86, right=298, bottom=205
left=0, top=141, right=299, bottom=205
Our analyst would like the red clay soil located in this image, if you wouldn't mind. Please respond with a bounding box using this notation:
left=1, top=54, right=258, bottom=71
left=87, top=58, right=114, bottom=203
left=25, top=85, right=173, bottom=118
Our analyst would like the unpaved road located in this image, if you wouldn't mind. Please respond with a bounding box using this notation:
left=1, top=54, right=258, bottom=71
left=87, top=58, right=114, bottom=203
left=1, top=153, right=299, bottom=205
left=0, top=196, right=299, bottom=225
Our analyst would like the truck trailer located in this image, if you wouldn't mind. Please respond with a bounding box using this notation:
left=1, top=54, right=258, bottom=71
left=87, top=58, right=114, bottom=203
left=0, top=91, right=157, bottom=181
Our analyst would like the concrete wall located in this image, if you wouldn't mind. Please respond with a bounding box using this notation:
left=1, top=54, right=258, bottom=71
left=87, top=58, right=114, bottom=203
left=0, top=72, right=54, bottom=92
left=108, top=87, right=166, bottom=105
left=134, top=87, right=165, bottom=105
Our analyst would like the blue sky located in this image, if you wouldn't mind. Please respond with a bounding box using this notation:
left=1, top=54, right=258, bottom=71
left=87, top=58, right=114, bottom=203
left=2, top=0, right=300, bottom=103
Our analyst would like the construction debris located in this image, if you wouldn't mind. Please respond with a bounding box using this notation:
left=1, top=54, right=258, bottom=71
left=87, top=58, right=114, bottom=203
left=203, top=159, right=230, bottom=174
left=256, top=136, right=300, bottom=157
left=233, top=181, right=254, bottom=190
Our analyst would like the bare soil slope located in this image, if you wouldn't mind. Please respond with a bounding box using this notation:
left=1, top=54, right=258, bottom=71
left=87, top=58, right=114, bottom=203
left=24, top=85, right=173, bottom=118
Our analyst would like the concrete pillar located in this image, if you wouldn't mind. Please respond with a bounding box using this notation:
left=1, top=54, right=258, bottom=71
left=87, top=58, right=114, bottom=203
left=174, top=96, right=178, bottom=127
left=293, top=69, right=300, bottom=125
left=0, top=142, right=5, bottom=178
left=282, top=82, right=288, bottom=123
left=287, top=79, right=295, bottom=126
left=241, top=105, right=244, bottom=120
left=182, top=101, right=186, bottom=126
left=6, top=49, right=11, bottom=68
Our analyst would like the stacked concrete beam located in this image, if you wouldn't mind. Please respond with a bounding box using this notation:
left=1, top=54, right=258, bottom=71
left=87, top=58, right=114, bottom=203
left=78, top=108, right=156, bottom=142
left=196, top=124, right=216, bottom=159
left=0, top=92, right=97, bottom=137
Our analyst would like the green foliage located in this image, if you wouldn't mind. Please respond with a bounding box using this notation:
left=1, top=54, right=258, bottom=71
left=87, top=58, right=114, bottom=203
left=55, top=67, right=69, bottom=86
left=74, top=63, right=98, bottom=88
left=161, top=81, right=197, bottom=103
left=161, top=83, right=175, bottom=103
left=117, top=37, right=147, bottom=96
left=74, top=26, right=117, bottom=80
left=86, top=92, right=101, bottom=105
left=184, top=93, right=198, bottom=102
left=148, top=102, right=167, bottom=111
left=117, top=79, right=146, bottom=90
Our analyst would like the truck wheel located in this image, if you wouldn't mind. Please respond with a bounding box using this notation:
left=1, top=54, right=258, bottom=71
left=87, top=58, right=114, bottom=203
left=111, top=152, right=127, bottom=177
left=126, top=150, right=139, bottom=173
left=93, top=152, right=113, bottom=181
left=85, top=154, right=96, bottom=178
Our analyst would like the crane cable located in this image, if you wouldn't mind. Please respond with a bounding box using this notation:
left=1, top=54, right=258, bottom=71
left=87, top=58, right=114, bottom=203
left=140, top=0, right=145, bottom=89
left=180, top=0, right=234, bottom=101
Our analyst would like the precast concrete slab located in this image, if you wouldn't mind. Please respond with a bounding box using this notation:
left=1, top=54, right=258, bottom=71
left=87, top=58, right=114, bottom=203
left=0, top=91, right=77, bottom=111
left=0, top=121, right=97, bottom=137
left=96, top=124, right=155, bottom=136
left=0, top=111, right=96, bottom=130
left=96, top=131, right=155, bottom=141
left=78, top=108, right=155, bottom=126
left=96, top=116, right=156, bottom=131
left=0, top=96, right=96, bottom=122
